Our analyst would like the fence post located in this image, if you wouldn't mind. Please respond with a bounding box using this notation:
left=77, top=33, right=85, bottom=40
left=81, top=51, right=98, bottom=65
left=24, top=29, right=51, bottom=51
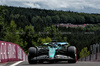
left=96, top=53, right=97, bottom=61
left=90, top=54, right=91, bottom=61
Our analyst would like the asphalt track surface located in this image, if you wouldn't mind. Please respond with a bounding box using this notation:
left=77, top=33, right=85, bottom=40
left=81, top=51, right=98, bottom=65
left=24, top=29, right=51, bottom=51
left=1, top=61, right=100, bottom=66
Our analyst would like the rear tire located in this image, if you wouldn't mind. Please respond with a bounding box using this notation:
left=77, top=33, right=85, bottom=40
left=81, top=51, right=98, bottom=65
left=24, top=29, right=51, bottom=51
left=28, top=47, right=37, bottom=64
left=67, top=46, right=77, bottom=63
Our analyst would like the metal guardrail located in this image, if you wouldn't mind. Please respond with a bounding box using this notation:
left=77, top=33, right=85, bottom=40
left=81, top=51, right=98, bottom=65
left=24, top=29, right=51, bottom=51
left=79, top=43, right=100, bottom=61
left=90, top=43, right=100, bottom=54
left=78, top=53, right=100, bottom=61
left=0, top=41, right=27, bottom=63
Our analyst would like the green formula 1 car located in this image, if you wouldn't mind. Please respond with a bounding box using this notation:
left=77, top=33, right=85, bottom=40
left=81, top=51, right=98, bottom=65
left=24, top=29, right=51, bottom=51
left=28, top=41, right=77, bottom=64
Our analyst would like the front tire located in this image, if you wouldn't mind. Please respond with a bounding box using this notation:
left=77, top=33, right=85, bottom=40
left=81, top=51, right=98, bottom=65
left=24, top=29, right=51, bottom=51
left=28, top=47, right=37, bottom=64
left=28, top=55, right=37, bottom=64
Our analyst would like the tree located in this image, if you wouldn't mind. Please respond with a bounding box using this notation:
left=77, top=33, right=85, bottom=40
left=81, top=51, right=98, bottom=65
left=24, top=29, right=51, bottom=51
left=60, top=15, right=68, bottom=23
left=68, top=16, right=75, bottom=24
left=42, top=17, right=47, bottom=26
left=37, top=36, right=51, bottom=45
left=22, top=25, right=37, bottom=49
left=52, top=15, right=60, bottom=24
left=43, top=25, right=62, bottom=41
left=62, top=37, right=67, bottom=42
left=46, top=16, right=52, bottom=26
left=31, top=16, right=36, bottom=25
left=33, top=16, right=44, bottom=31
left=45, top=36, right=52, bottom=42
left=4, top=20, right=23, bottom=46
left=0, top=15, right=5, bottom=40
left=0, top=6, right=7, bottom=40
left=0, top=5, right=6, bottom=17
left=84, top=15, right=95, bottom=24
left=79, top=47, right=90, bottom=58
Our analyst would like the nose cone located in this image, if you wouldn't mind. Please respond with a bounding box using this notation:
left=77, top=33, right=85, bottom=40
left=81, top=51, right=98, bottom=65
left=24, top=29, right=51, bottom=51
left=49, top=48, right=56, bottom=58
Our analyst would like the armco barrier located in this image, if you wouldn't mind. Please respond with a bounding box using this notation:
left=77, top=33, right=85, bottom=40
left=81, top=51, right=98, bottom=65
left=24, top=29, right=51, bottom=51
left=78, top=53, right=100, bottom=61
left=0, top=41, right=27, bottom=63
left=86, top=56, right=90, bottom=61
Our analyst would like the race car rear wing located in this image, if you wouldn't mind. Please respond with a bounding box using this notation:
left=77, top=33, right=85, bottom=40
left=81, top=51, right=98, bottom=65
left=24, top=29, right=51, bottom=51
left=43, top=43, right=49, bottom=45
left=43, top=42, right=69, bottom=46
left=57, top=42, right=69, bottom=46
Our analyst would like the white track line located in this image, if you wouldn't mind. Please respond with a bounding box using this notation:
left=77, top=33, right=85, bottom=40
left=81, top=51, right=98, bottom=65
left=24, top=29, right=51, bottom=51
left=10, top=61, right=23, bottom=66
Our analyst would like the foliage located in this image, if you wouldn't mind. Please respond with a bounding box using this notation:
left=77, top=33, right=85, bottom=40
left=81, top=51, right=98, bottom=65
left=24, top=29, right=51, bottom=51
left=0, top=5, right=6, bottom=40
left=79, top=47, right=90, bottom=58
left=45, top=36, right=52, bottom=42
left=37, top=36, right=52, bottom=45
left=4, top=20, right=23, bottom=46
left=43, top=25, right=62, bottom=38
left=3, top=6, right=100, bottom=32
left=21, top=25, right=37, bottom=49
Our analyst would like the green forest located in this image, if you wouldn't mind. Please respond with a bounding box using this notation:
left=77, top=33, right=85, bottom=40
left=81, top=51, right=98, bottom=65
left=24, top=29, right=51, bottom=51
left=4, top=6, right=100, bottom=31
left=1, top=5, right=100, bottom=59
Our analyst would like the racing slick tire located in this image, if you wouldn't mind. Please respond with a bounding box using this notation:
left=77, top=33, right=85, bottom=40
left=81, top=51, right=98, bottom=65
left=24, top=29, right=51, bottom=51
left=67, top=46, right=77, bottom=63
left=28, top=47, right=37, bottom=64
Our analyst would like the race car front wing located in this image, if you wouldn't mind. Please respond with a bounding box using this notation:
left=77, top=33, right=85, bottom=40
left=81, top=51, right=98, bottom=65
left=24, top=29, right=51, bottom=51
left=31, top=55, right=74, bottom=61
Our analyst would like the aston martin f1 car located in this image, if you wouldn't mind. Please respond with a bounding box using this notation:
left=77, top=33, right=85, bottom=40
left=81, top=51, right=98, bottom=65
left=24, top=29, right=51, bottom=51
left=28, top=41, right=77, bottom=64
